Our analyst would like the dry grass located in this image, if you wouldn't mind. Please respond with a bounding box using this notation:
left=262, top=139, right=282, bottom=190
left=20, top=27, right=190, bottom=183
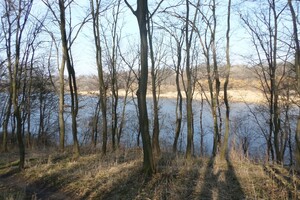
left=0, top=148, right=296, bottom=199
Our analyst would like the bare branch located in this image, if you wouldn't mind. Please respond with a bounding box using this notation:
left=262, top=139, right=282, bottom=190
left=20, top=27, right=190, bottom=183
left=124, top=0, right=136, bottom=16
left=149, top=0, right=164, bottom=19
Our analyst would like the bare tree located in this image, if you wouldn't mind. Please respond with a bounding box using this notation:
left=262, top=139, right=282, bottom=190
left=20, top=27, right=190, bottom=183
left=172, top=32, right=184, bottom=154
left=288, top=0, right=300, bottom=168
left=101, top=0, right=122, bottom=151
left=1, top=0, right=34, bottom=169
left=90, top=0, right=109, bottom=155
left=118, top=42, right=140, bottom=147
left=240, top=0, right=289, bottom=163
left=44, top=28, right=66, bottom=152
left=58, top=0, right=80, bottom=157
left=158, top=3, right=185, bottom=153
left=148, top=16, right=161, bottom=157
left=1, top=2, right=12, bottom=152
left=124, top=0, right=156, bottom=175
left=43, top=0, right=88, bottom=157
left=184, top=0, right=200, bottom=159
left=220, top=0, right=232, bottom=160
left=195, top=0, right=222, bottom=157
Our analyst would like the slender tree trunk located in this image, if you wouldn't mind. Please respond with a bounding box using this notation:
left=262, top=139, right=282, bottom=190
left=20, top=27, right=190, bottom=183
left=59, top=0, right=80, bottom=157
left=59, top=61, right=65, bottom=151
left=100, top=94, right=107, bottom=155
left=2, top=0, right=13, bottom=153
left=117, top=71, right=132, bottom=146
left=173, top=67, right=183, bottom=153
left=110, top=1, right=121, bottom=151
left=92, top=99, right=100, bottom=148
left=111, top=91, right=118, bottom=150
left=90, top=0, right=108, bottom=155
left=125, top=0, right=155, bottom=175
left=25, top=69, right=32, bottom=148
left=267, top=0, right=282, bottom=164
left=10, top=0, right=33, bottom=170
left=12, top=23, right=25, bottom=170
left=148, top=17, right=160, bottom=157
left=185, top=0, right=194, bottom=160
left=2, top=96, right=11, bottom=152
left=220, top=0, right=231, bottom=160
left=288, top=0, right=300, bottom=168
left=138, top=1, right=155, bottom=175
left=211, top=0, right=221, bottom=157
left=199, top=92, right=204, bottom=156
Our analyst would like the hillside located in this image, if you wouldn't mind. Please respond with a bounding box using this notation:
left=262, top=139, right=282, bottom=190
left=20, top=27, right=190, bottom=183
left=0, top=148, right=298, bottom=199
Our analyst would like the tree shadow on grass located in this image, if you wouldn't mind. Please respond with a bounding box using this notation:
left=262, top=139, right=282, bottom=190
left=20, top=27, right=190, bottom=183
left=89, top=152, right=202, bottom=199
left=146, top=152, right=202, bottom=200
left=88, top=154, right=173, bottom=199
left=198, top=157, right=245, bottom=200
left=198, top=157, right=217, bottom=199
left=0, top=167, right=19, bottom=179
left=90, top=168, right=146, bottom=200
left=223, top=158, right=245, bottom=199
left=81, top=161, right=143, bottom=199
left=23, top=150, right=142, bottom=198
left=23, top=162, right=84, bottom=199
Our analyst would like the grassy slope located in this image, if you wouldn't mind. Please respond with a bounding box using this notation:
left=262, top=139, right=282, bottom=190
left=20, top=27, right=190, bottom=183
left=0, top=148, right=295, bottom=199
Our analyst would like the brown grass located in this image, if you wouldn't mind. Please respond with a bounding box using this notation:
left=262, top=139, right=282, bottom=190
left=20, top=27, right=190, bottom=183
left=0, top=148, right=296, bottom=199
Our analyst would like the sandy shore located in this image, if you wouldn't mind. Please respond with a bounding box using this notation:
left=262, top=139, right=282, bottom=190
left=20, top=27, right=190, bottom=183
left=78, top=89, right=265, bottom=104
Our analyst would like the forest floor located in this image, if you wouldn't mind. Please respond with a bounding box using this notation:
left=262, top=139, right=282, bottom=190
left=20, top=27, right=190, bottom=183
left=0, top=147, right=299, bottom=200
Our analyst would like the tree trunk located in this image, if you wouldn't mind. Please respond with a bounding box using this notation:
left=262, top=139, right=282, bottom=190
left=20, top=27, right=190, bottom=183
left=125, top=0, right=156, bottom=175
left=185, top=0, right=194, bottom=160
left=220, top=0, right=231, bottom=160
left=117, top=71, right=132, bottom=146
left=90, top=0, right=108, bottom=155
left=2, top=96, right=11, bottom=152
left=10, top=0, right=34, bottom=170
left=12, top=34, right=25, bottom=170
left=199, top=92, right=204, bottom=156
left=59, top=0, right=80, bottom=158
left=288, top=0, right=300, bottom=168
left=148, top=17, right=160, bottom=157
left=110, top=1, right=121, bottom=151
left=173, top=66, right=183, bottom=153
left=92, top=100, right=100, bottom=148
left=212, top=0, right=221, bottom=157
left=138, top=0, right=155, bottom=175
left=59, top=61, right=65, bottom=152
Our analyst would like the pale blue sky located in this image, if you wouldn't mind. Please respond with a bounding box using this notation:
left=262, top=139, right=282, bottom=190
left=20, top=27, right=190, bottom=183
left=33, top=0, right=294, bottom=76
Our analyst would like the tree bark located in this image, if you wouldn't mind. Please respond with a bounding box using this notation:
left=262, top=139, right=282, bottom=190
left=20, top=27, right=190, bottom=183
left=90, top=0, right=108, bottom=155
left=220, top=0, right=231, bottom=160
left=288, top=0, right=300, bottom=168
left=185, top=0, right=194, bottom=160
left=10, top=0, right=33, bottom=170
left=125, top=0, right=156, bottom=175
left=211, top=0, right=221, bottom=157
left=58, top=0, right=80, bottom=157
left=173, top=39, right=183, bottom=153
left=2, top=92, right=11, bottom=153
left=148, top=17, right=160, bottom=157
left=59, top=60, right=65, bottom=151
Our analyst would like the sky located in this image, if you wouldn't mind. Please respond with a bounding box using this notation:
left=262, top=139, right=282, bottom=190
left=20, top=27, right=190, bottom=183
left=31, top=0, right=295, bottom=76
